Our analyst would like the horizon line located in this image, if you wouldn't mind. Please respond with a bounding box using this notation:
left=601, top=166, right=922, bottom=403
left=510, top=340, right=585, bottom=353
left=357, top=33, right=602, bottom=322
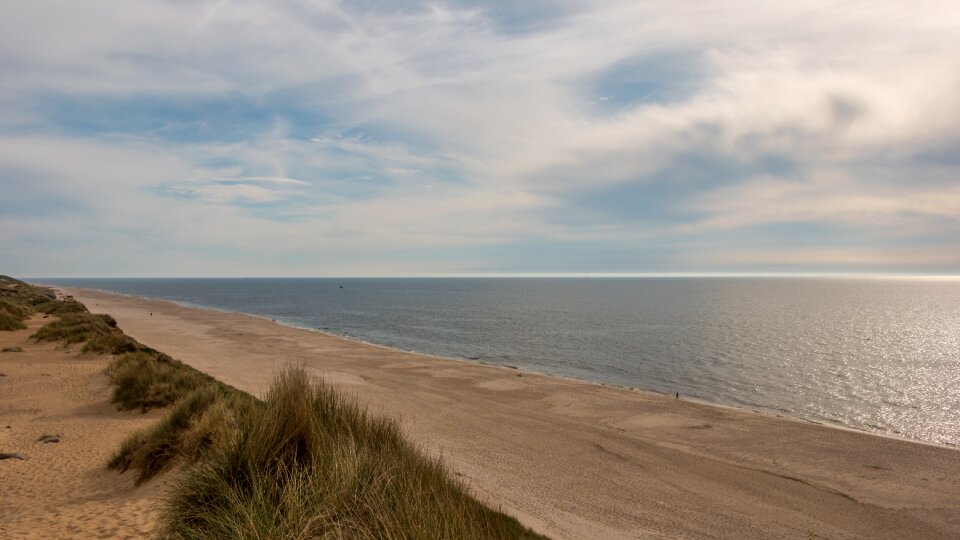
left=26, top=272, right=960, bottom=280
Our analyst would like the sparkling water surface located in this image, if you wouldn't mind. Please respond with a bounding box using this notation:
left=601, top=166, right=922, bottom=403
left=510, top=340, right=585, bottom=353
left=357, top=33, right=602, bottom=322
left=42, top=277, right=960, bottom=446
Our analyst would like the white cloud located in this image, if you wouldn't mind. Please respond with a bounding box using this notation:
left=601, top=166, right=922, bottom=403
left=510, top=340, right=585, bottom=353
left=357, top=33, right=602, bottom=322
left=2, top=1, right=960, bottom=273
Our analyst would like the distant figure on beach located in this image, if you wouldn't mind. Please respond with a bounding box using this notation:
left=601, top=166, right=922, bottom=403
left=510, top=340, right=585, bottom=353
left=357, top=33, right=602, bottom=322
left=676, top=392, right=679, bottom=399
left=150, top=312, right=152, bottom=316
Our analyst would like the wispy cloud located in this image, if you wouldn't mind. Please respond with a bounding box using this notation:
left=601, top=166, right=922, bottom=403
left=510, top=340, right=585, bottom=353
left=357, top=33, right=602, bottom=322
left=218, top=176, right=311, bottom=186
left=384, top=168, right=420, bottom=176
left=679, top=173, right=960, bottom=233
left=170, top=184, right=283, bottom=204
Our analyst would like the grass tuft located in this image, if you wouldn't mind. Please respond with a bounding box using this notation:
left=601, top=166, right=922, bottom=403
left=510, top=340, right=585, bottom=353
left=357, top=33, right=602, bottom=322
left=32, top=312, right=116, bottom=345
left=0, top=277, right=55, bottom=330
left=158, top=367, right=544, bottom=539
left=36, top=298, right=89, bottom=316
left=109, top=386, right=255, bottom=484
left=106, top=351, right=224, bottom=412
left=0, top=299, right=31, bottom=320
left=0, top=312, right=25, bottom=331
left=83, top=332, right=140, bottom=354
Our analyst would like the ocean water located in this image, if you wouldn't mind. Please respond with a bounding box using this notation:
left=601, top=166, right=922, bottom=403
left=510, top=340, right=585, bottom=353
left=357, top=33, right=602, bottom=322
left=43, top=277, right=960, bottom=446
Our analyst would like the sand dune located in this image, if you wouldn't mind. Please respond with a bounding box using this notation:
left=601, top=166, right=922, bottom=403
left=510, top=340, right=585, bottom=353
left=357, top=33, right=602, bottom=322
left=0, top=316, right=168, bottom=539
left=66, top=287, right=960, bottom=539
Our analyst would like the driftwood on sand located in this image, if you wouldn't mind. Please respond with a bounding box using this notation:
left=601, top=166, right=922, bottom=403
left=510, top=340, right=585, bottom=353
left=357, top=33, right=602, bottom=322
left=0, top=453, right=28, bottom=460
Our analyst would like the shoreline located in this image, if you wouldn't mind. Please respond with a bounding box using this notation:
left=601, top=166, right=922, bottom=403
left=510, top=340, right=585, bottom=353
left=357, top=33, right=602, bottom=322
left=61, top=286, right=960, bottom=539
left=43, top=284, right=955, bottom=451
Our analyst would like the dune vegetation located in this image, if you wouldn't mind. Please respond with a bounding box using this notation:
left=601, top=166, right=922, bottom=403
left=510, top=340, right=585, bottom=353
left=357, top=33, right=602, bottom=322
left=159, top=366, right=543, bottom=539
left=1, top=275, right=543, bottom=539
left=0, top=275, right=56, bottom=330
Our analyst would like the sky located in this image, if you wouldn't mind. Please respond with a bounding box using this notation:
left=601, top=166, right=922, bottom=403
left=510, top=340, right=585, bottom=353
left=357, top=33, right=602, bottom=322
left=2, top=0, right=959, bottom=277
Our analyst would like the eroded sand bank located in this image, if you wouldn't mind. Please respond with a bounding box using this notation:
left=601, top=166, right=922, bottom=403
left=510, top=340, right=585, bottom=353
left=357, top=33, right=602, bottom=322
left=68, top=287, right=960, bottom=539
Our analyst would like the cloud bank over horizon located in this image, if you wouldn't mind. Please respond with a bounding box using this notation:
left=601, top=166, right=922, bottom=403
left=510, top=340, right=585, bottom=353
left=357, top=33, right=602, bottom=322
left=2, top=0, right=959, bottom=276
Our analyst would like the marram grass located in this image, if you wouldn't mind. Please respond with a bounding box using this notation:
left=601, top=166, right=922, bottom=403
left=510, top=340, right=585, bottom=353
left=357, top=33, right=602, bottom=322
left=109, top=385, right=256, bottom=484
left=32, top=312, right=116, bottom=345
left=0, top=312, right=25, bottom=331
left=158, top=367, right=544, bottom=540
left=105, top=350, right=227, bottom=412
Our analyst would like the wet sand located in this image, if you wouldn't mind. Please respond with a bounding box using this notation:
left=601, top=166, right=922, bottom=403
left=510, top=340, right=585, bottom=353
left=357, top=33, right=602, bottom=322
left=68, top=287, right=960, bottom=539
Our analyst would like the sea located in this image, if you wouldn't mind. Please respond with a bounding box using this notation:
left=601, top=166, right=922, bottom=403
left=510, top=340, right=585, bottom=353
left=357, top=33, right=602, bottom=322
left=40, top=276, right=960, bottom=446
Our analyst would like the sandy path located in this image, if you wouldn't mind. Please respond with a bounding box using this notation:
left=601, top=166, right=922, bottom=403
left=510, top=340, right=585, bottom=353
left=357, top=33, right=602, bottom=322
left=0, top=316, right=168, bottom=539
left=71, top=288, right=960, bottom=539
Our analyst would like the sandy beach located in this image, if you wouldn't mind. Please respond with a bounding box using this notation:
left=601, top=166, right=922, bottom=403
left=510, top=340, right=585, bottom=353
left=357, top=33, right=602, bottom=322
left=0, top=315, right=168, bottom=539
left=54, top=287, right=959, bottom=539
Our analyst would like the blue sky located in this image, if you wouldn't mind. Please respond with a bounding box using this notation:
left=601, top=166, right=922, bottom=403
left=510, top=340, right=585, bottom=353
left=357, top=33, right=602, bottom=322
left=2, top=1, right=959, bottom=276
